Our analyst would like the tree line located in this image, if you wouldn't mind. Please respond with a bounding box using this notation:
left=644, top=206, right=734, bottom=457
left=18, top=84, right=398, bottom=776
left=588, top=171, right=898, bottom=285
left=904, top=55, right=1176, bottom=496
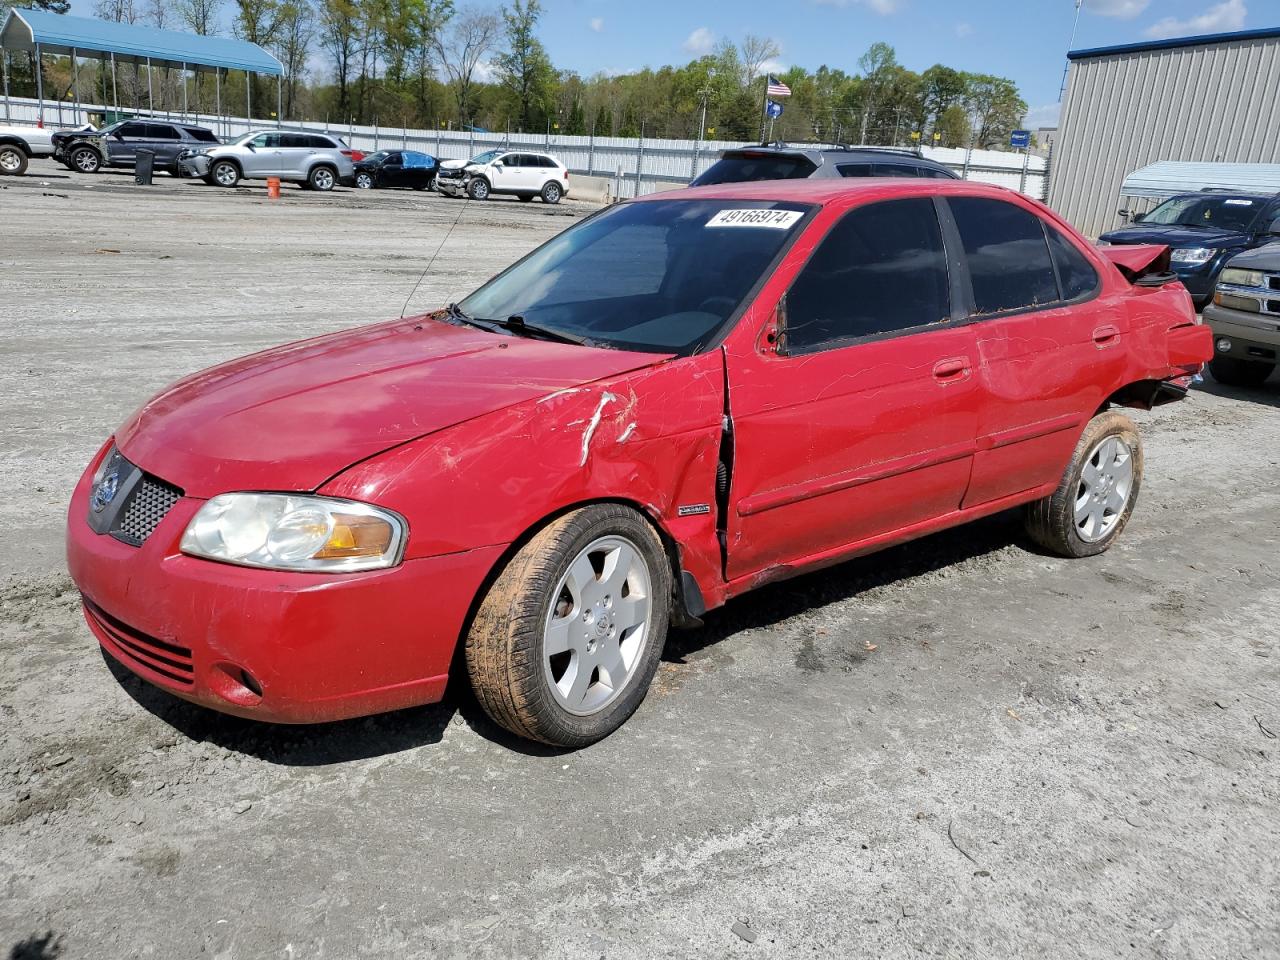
left=3, top=0, right=1028, bottom=149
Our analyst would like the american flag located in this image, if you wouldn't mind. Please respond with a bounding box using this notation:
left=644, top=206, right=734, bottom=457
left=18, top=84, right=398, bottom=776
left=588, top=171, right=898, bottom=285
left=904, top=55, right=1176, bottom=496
left=766, top=76, right=791, bottom=97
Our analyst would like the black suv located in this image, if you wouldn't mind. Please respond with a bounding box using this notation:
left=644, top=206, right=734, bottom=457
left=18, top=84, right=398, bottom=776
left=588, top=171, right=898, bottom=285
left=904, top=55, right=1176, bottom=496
left=1099, top=190, right=1280, bottom=308
left=691, top=145, right=958, bottom=186
left=54, top=120, right=220, bottom=176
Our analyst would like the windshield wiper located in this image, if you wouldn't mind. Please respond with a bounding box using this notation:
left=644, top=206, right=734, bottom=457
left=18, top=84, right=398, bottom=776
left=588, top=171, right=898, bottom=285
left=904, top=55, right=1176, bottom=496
left=488, top=314, right=600, bottom=348
left=443, top=302, right=501, bottom=333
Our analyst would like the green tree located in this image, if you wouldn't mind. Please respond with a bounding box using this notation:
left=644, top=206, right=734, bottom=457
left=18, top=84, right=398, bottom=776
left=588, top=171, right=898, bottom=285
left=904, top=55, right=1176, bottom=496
left=493, top=0, right=552, bottom=131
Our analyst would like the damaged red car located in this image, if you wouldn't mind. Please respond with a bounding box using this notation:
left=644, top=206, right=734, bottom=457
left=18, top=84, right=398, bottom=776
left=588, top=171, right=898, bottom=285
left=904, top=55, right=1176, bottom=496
left=67, top=179, right=1213, bottom=746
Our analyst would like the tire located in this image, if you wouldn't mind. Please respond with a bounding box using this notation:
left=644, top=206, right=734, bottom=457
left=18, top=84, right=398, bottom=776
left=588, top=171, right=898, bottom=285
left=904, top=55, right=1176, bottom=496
left=541, top=180, right=563, bottom=204
left=210, top=160, right=240, bottom=187
left=70, top=146, right=102, bottom=174
left=0, top=145, right=28, bottom=176
left=465, top=504, right=672, bottom=747
left=308, top=165, right=337, bottom=191
left=1024, top=410, right=1144, bottom=558
left=1209, top=355, right=1274, bottom=387
left=467, top=177, right=490, bottom=201
left=412, top=183, right=427, bottom=191
left=355, top=171, right=374, bottom=189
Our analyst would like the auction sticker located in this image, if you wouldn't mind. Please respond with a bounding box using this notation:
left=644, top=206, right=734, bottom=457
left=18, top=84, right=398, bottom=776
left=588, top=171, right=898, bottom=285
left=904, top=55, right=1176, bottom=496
left=707, top=209, right=804, bottom=229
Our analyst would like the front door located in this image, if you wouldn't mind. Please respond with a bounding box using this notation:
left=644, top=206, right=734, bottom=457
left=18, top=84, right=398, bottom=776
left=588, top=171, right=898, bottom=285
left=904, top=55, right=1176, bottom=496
left=380, top=151, right=405, bottom=186
left=725, top=196, right=980, bottom=580
left=109, top=121, right=150, bottom=165
left=943, top=196, right=1127, bottom=507
left=242, top=132, right=281, bottom=175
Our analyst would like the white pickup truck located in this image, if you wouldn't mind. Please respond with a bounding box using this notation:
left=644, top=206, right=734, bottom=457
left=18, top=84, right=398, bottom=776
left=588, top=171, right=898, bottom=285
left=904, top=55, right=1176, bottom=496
left=0, top=123, right=56, bottom=176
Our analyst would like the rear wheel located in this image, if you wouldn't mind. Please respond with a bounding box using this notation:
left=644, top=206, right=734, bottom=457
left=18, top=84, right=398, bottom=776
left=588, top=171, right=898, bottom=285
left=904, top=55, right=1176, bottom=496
left=71, top=146, right=102, bottom=174
left=465, top=504, right=671, bottom=747
left=1025, top=410, right=1143, bottom=558
left=0, top=145, right=27, bottom=176
left=210, top=160, right=240, bottom=187
left=308, top=165, right=337, bottom=191
left=541, top=180, right=563, bottom=204
left=467, top=177, right=490, bottom=201
left=1209, top=355, right=1274, bottom=387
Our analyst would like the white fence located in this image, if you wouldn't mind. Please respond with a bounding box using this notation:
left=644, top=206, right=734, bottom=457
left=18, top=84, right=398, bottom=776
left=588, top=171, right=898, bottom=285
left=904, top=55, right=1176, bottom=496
left=2, top=94, right=1048, bottom=198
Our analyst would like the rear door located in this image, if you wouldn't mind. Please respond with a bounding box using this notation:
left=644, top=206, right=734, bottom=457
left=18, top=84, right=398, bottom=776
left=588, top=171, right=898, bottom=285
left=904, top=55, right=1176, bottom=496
left=144, top=124, right=184, bottom=168
left=725, top=196, right=980, bottom=579
left=944, top=195, right=1124, bottom=507
left=277, top=133, right=313, bottom=177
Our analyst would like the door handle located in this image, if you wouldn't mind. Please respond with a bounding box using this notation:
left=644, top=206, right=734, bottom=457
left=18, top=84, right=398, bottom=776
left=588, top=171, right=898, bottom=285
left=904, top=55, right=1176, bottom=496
left=932, top=356, right=970, bottom=382
left=1092, top=324, right=1121, bottom=346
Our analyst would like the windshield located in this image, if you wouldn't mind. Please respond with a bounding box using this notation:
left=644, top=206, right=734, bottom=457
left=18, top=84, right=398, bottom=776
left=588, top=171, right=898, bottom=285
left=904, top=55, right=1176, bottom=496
left=458, top=199, right=811, bottom=354
left=365, top=151, right=390, bottom=164
left=1142, top=195, right=1264, bottom=232
left=692, top=153, right=818, bottom=186
left=470, top=149, right=502, bottom=165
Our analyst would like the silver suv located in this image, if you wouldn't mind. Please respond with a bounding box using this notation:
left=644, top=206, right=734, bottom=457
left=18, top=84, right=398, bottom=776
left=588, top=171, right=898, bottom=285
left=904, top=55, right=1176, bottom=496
left=179, top=130, right=356, bottom=191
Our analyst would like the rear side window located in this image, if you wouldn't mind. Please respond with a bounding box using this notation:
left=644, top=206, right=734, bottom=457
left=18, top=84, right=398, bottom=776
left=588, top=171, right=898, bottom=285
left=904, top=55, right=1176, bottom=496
left=693, top=153, right=817, bottom=186
left=786, top=197, right=951, bottom=352
left=949, top=197, right=1059, bottom=315
left=185, top=127, right=219, bottom=142
left=307, top=135, right=336, bottom=149
left=837, top=163, right=873, bottom=178
left=146, top=124, right=180, bottom=139
left=1046, top=226, right=1099, bottom=301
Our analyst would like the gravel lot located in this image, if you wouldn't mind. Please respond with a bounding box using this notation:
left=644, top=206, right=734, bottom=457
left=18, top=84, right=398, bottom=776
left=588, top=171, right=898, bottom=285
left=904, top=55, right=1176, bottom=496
left=2, top=159, right=1278, bottom=959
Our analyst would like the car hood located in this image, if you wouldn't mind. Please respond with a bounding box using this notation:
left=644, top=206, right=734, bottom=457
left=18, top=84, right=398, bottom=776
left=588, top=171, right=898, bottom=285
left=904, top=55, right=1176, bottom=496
left=438, top=159, right=470, bottom=172
left=1220, top=240, right=1280, bottom=270
left=115, top=316, right=670, bottom=498
left=1098, top=224, right=1249, bottom=248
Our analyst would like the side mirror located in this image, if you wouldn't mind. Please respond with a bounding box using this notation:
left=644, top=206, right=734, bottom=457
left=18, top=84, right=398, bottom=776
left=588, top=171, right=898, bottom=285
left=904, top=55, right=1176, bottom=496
left=245, top=142, right=256, bottom=151
left=492, top=160, right=503, bottom=169
left=1132, top=212, right=1145, bottom=223
left=113, top=130, right=125, bottom=140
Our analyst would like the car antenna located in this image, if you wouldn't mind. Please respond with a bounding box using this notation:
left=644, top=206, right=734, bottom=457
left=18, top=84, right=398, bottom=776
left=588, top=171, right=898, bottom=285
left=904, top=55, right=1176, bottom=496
left=399, top=195, right=473, bottom=319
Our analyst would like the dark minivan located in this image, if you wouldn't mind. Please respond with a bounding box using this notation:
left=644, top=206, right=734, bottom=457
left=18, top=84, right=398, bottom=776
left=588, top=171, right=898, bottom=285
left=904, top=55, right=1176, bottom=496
left=692, top=145, right=958, bottom=187
left=1099, top=191, right=1280, bottom=307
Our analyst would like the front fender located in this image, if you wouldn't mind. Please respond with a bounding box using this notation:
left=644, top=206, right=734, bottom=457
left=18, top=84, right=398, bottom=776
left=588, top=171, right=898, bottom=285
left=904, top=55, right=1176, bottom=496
left=0, top=135, right=32, bottom=156
left=319, top=352, right=728, bottom=606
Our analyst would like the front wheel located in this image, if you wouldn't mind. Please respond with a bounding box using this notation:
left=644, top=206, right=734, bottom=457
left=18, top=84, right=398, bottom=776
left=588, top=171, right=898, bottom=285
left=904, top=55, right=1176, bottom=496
left=1025, top=410, right=1143, bottom=558
left=0, top=145, right=27, bottom=176
left=466, top=177, right=490, bottom=201
left=70, top=146, right=101, bottom=174
left=355, top=171, right=374, bottom=189
left=541, top=180, right=563, bottom=204
left=1209, top=355, right=1274, bottom=387
left=465, top=505, right=671, bottom=747
left=210, top=160, right=240, bottom=187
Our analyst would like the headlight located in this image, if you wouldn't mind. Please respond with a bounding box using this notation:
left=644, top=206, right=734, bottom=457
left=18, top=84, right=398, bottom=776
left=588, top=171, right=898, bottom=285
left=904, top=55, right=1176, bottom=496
left=1219, top=267, right=1265, bottom=288
left=1170, top=247, right=1217, bottom=265
left=180, top=493, right=406, bottom=572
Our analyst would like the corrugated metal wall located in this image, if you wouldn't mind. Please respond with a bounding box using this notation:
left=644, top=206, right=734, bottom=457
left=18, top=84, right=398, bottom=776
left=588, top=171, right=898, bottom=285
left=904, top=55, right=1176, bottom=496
left=1048, top=35, right=1280, bottom=237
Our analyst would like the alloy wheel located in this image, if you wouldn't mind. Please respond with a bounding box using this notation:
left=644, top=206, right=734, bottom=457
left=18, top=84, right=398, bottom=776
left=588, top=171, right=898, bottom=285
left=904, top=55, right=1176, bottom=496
left=312, top=168, right=335, bottom=191
left=1074, top=435, right=1133, bottom=542
left=0, top=149, right=21, bottom=173
left=543, top=536, right=652, bottom=716
left=356, top=172, right=373, bottom=189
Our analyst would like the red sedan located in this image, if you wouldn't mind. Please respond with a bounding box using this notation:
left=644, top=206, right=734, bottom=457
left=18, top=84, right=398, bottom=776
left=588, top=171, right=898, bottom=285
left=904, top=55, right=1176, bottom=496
left=67, top=179, right=1213, bottom=746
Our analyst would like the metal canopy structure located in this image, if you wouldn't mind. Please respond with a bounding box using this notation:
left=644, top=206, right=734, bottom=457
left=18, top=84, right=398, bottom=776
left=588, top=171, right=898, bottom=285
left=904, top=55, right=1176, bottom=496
left=1, top=8, right=283, bottom=129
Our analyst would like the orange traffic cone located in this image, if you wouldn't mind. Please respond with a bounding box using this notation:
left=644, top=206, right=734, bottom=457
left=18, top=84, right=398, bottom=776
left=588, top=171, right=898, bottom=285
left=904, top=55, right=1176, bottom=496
left=267, top=177, right=281, bottom=200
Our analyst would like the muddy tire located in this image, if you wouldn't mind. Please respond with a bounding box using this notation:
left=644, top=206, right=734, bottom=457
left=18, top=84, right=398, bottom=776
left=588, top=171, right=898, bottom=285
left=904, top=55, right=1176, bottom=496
left=1025, top=410, right=1143, bottom=558
left=1209, top=356, right=1274, bottom=388
left=465, top=504, right=671, bottom=747
left=0, top=144, right=28, bottom=176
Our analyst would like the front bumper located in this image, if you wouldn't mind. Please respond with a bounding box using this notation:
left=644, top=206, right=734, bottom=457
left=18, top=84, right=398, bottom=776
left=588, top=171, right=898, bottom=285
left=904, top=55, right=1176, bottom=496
left=66, top=456, right=504, bottom=723
left=1203, top=303, right=1280, bottom=363
left=436, top=175, right=466, bottom=196
left=178, top=154, right=212, bottom=178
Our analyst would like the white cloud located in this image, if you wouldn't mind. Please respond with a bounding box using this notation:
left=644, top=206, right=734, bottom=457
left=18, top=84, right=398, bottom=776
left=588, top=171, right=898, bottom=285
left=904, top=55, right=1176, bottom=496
left=1084, top=0, right=1150, bottom=18
left=954, top=21, right=973, bottom=37
left=683, top=26, right=716, bottom=55
left=472, top=60, right=497, bottom=83
left=1144, top=0, right=1246, bottom=38
left=759, top=58, right=788, bottom=77
left=1023, top=103, right=1061, bottom=129
left=812, top=0, right=902, bottom=12
left=589, top=17, right=604, bottom=33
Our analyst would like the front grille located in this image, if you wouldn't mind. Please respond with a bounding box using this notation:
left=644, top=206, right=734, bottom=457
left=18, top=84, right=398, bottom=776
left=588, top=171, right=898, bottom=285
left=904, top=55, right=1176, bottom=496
left=112, top=475, right=182, bottom=546
left=86, top=600, right=194, bottom=687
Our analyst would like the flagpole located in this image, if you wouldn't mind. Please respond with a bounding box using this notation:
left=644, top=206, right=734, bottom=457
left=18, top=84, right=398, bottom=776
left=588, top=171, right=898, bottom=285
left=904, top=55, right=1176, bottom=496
left=760, top=76, right=769, bottom=143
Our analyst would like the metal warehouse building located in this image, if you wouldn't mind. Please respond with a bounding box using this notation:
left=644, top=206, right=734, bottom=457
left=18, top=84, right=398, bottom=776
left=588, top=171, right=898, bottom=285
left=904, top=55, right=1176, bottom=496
left=1048, top=26, right=1280, bottom=238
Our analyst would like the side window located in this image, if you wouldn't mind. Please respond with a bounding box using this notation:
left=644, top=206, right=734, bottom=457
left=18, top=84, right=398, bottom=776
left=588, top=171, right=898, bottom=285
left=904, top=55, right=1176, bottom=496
left=872, top=163, right=916, bottom=177
left=949, top=197, right=1059, bottom=315
left=385, top=152, right=402, bottom=163
left=119, top=123, right=147, bottom=138
left=146, top=124, right=180, bottom=140
left=500, top=153, right=519, bottom=166
left=249, top=133, right=280, bottom=148
left=280, top=134, right=311, bottom=148
left=185, top=127, right=219, bottom=143
left=785, top=197, right=951, bottom=352
left=1045, top=226, right=1100, bottom=301
left=837, top=163, right=873, bottom=178
left=538, top=156, right=556, bottom=168
left=307, top=135, right=336, bottom=148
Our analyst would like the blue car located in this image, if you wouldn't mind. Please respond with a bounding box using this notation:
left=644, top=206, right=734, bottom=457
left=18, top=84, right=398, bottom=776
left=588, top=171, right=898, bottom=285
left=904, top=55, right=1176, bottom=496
left=1099, top=191, right=1280, bottom=307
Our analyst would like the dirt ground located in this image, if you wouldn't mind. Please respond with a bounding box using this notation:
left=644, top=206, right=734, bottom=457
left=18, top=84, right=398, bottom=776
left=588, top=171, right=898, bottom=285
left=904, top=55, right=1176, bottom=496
left=2, top=159, right=1278, bottom=960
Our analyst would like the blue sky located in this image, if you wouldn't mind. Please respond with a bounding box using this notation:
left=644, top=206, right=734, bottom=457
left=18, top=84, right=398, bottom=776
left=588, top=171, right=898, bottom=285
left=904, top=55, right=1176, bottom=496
left=536, top=0, right=1261, bottom=126
left=60, top=0, right=1264, bottom=127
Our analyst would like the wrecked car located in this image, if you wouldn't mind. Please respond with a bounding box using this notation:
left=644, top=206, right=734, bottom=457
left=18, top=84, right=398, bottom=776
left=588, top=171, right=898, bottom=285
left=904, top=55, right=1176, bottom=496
left=66, top=179, right=1213, bottom=747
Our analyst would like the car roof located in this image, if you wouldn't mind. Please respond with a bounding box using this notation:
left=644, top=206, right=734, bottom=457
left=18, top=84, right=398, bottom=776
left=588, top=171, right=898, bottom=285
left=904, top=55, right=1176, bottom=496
left=632, top=177, right=1025, bottom=206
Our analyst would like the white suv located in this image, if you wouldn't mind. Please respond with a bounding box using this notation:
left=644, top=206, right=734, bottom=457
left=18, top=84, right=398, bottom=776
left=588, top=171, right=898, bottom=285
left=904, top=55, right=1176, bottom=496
left=436, top=150, right=570, bottom=204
